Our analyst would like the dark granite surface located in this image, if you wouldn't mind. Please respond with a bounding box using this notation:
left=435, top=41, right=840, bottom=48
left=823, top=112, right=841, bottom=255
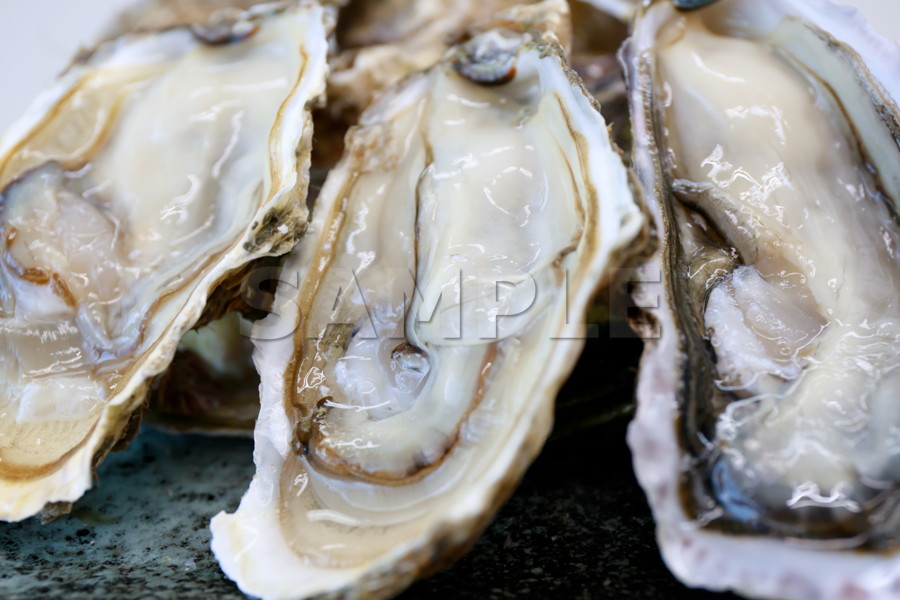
left=402, top=418, right=740, bottom=600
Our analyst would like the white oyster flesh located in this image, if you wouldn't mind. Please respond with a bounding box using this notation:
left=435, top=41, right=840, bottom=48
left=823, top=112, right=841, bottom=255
left=626, top=0, right=900, bottom=598
left=211, top=21, right=643, bottom=600
left=0, top=3, right=329, bottom=521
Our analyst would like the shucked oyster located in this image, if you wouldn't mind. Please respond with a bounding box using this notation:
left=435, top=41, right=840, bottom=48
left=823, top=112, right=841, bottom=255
left=625, top=0, right=900, bottom=597
left=211, top=2, right=645, bottom=598
left=0, top=2, right=329, bottom=520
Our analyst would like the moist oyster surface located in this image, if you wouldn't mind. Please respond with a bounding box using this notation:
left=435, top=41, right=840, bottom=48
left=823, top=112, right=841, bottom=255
left=0, top=3, right=329, bottom=520
left=625, top=0, right=900, bottom=597
left=211, top=6, right=644, bottom=598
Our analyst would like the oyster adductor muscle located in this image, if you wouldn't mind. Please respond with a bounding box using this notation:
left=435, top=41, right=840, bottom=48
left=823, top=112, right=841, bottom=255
left=0, top=2, right=329, bottom=521
left=211, top=3, right=645, bottom=598
left=625, top=0, right=900, bottom=597
left=327, top=0, right=568, bottom=120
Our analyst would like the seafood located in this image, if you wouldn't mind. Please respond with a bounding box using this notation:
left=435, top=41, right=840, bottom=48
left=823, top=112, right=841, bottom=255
left=624, top=0, right=900, bottom=597
left=211, top=2, right=644, bottom=597
left=0, top=2, right=329, bottom=520
left=9, top=0, right=898, bottom=597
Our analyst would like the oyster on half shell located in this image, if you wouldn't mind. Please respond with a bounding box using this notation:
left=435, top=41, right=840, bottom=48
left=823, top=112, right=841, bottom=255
left=211, top=3, right=645, bottom=598
left=624, top=0, right=900, bottom=598
left=0, top=2, right=329, bottom=521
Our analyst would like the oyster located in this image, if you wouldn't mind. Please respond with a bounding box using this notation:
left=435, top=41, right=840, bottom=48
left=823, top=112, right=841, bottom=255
left=211, top=3, right=645, bottom=598
left=0, top=2, right=329, bottom=520
left=624, top=0, right=900, bottom=597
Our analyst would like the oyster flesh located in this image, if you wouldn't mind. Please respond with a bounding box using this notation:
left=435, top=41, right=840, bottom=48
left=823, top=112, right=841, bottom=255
left=0, top=2, right=329, bottom=520
left=625, top=0, right=900, bottom=597
left=211, top=4, right=645, bottom=598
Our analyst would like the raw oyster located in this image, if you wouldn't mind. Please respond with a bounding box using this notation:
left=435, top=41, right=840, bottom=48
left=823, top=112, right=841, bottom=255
left=624, top=0, right=900, bottom=598
left=0, top=2, right=329, bottom=521
left=211, top=3, right=645, bottom=598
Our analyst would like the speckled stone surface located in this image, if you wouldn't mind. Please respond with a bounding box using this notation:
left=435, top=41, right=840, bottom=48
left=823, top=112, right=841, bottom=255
left=0, top=421, right=738, bottom=600
left=400, top=419, right=739, bottom=600
left=0, top=429, right=252, bottom=599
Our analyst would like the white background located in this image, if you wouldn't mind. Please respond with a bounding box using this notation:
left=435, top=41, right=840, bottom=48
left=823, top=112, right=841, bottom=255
left=0, top=0, right=897, bottom=134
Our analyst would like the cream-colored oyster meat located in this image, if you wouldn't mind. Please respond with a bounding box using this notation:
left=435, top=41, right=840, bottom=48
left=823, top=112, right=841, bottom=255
left=0, top=3, right=329, bottom=521
left=211, top=11, right=644, bottom=600
left=625, top=0, right=900, bottom=598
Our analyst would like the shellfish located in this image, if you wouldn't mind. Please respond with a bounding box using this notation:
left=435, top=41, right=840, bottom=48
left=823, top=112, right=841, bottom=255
left=211, top=3, right=644, bottom=597
left=0, top=1, right=329, bottom=520
left=624, top=0, right=900, bottom=597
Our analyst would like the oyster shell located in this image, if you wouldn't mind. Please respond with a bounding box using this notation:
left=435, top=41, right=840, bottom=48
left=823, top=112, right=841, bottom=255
left=211, top=4, right=645, bottom=598
left=624, top=0, right=900, bottom=597
left=0, top=2, right=329, bottom=520
left=327, top=0, right=563, bottom=119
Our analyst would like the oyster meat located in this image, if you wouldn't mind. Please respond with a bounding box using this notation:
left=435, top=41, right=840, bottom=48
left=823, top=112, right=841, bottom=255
left=0, top=2, right=329, bottom=520
left=211, top=3, right=645, bottom=598
left=625, top=0, right=900, bottom=597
